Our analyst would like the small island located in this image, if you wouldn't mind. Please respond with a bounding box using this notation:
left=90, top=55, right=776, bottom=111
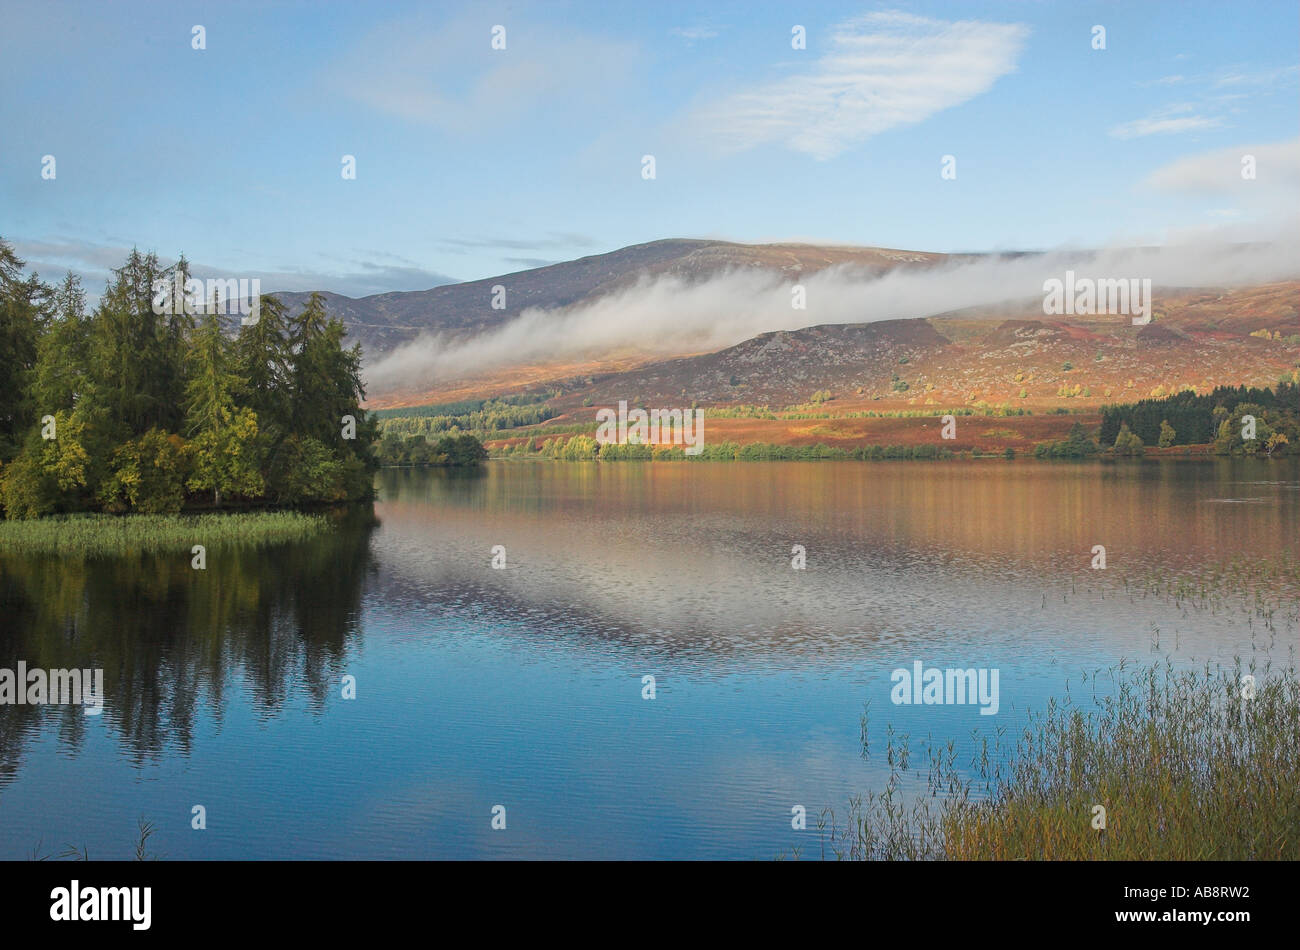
left=0, top=242, right=408, bottom=555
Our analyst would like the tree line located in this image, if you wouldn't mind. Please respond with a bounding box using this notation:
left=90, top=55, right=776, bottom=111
left=375, top=433, right=489, bottom=466
left=375, top=399, right=556, bottom=438
left=0, top=239, right=377, bottom=518
left=498, top=436, right=962, bottom=461
left=1099, top=383, right=1299, bottom=450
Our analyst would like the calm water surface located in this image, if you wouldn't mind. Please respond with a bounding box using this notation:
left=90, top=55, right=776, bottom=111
left=1, top=460, right=1297, bottom=858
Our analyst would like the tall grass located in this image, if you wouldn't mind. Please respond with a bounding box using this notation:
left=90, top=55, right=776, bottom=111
left=1120, top=556, right=1300, bottom=637
left=823, top=660, right=1299, bottom=860
left=0, top=511, right=330, bottom=558
left=28, top=817, right=162, bottom=861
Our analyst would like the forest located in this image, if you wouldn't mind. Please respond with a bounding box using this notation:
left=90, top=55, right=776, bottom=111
left=374, top=433, right=489, bottom=466
left=371, top=394, right=556, bottom=435
left=0, top=238, right=377, bottom=519
left=1099, top=384, right=1299, bottom=454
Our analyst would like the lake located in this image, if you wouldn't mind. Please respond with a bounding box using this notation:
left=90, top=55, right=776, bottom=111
left=1, top=460, right=1297, bottom=859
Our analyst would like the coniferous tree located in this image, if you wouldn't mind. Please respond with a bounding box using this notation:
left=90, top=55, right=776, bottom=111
left=235, top=293, right=291, bottom=429
left=183, top=310, right=263, bottom=505
left=87, top=248, right=171, bottom=440
left=184, top=310, right=239, bottom=438
left=154, top=254, right=197, bottom=432
left=0, top=239, right=44, bottom=461
left=32, top=272, right=91, bottom=414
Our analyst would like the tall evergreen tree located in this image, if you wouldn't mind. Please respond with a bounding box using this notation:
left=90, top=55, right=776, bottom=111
left=0, top=239, right=45, bottom=461
left=183, top=309, right=264, bottom=506
left=31, top=271, right=90, bottom=414
left=184, top=310, right=239, bottom=437
left=286, top=292, right=330, bottom=436
left=155, top=254, right=197, bottom=431
left=88, top=248, right=171, bottom=439
left=235, top=293, right=291, bottom=429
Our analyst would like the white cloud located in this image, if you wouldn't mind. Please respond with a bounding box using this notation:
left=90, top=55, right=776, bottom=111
left=688, top=10, right=1029, bottom=160
left=1110, top=114, right=1223, bottom=139
left=1145, top=138, right=1300, bottom=196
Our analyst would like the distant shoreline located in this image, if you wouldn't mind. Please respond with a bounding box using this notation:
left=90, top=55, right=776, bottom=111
left=480, top=447, right=1290, bottom=462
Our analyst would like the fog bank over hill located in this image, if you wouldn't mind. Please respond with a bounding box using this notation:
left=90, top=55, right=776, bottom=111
left=363, top=227, right=1300, bottom=394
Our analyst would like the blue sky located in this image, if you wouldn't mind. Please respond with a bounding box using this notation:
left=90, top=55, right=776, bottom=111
left=2, top=0, right=1297, bottom=298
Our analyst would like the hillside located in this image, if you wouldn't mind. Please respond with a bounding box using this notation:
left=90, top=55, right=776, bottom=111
left=276, top=238, right=954, bottom=358
left=371, top=281, right=1299, bottom=414
left=263, top=238, right=1297, bottom=434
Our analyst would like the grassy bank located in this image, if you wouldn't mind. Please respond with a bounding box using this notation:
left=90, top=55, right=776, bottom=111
left=0, top=511, right=331, bottom=557
left=818, top=661, right=1298, bottom=860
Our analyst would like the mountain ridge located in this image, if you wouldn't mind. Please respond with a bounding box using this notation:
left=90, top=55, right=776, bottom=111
left=274, top=238, right=957, bottom=356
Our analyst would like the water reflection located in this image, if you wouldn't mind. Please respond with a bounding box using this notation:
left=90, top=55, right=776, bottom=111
left=374, top=461, right=1299, bottom=665
left=0, top=509, right=376, bottom=776
left=0, top=461, right=1295, bottom=859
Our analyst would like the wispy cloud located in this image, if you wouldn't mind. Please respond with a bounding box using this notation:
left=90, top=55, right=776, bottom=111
left=687, top=10, right=1029, bottom=160
left=1139, top=65, right=1297, bottom=91
left=671, top=26, right=720, bottom=42
left=1213, top=64, right=1299, bottom=88
left=1145, top=138, right=1300, bottom=198
left=1119, top=65, right=1296, bottom=138
left=1139, top=74, right=1186, bottom=87
left=502, top=257, right=561, bottom=269
left=8, top=238, right=459, bottom=301
left=319, top=12, right=638, bottom=133
left=433, top=233, right=597, bottom=254
left=1110, top=111, right=1223, bottom=139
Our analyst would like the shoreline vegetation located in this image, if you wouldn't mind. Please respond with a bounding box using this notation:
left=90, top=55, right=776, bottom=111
left=376, top=383, right=1298, bottom=464
left=0, top=511, right=331, bottom=557
left=806, top=660, right=1300, bottom=861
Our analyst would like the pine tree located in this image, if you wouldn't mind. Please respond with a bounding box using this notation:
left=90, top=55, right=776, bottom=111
left=184, top=311, right=264, bottom=506
left=235, top=293, right=291, bottom=430
left=0, top=238, right=45, bottom=461
left=285, top=293, right=375, bottom=488
left=184, top=310, right=239, bottom=437
left=88, top=248, right=170, bottom=439
left=155, top=254, right=197, bottom=430
left=32, top=272, right=90, bottom=414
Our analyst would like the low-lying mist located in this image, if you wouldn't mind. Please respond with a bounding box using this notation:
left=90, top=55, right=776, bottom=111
left=365, top=230, right=1300, bottom=394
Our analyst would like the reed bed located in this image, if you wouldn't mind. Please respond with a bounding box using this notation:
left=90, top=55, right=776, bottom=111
left=1051, top=556, right=1300, bottom=640
left=0, top=511, right=330, bottom=558
left=820, top=660, right=1299, bottom=860
left=1118, top=557, right=1300, bottom=635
